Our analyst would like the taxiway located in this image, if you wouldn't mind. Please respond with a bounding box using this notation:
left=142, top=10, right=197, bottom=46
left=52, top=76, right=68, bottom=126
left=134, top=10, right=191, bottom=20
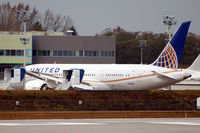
left=0, top=118, right=200, bottom=133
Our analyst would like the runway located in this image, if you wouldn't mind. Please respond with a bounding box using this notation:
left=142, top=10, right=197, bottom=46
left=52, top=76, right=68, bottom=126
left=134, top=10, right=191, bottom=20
left=0, top=118, right=200, bottom=133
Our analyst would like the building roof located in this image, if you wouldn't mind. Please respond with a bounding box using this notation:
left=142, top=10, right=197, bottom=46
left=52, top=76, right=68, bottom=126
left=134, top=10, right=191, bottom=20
left=0, top=31, right=65, bottom=36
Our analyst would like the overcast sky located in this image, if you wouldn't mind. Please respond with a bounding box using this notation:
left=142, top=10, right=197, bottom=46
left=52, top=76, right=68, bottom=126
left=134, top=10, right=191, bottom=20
left=1, top=0, right=200, bottom=35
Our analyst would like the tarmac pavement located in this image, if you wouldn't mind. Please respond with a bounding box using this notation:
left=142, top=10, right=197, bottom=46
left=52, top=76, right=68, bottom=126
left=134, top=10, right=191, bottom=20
left=0, top=118, right=200, bottom=133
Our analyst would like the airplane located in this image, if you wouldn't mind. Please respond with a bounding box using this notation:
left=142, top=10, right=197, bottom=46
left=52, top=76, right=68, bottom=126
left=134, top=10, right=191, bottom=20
left=6, top=21, right=192, bottom=91
left=172, top=54, right=200, bottom=90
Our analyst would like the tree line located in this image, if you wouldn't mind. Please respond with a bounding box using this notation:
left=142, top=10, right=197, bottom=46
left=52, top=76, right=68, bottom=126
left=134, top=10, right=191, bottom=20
left=0, top=2, right=77, bottom=35
left=97, top=26, right=200, bottom=68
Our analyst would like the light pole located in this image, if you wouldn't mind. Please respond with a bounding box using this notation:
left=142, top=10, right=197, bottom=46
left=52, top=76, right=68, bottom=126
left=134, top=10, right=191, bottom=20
left=20, top=37, right=29, bottom=67
left=163, top=16, right=176, bottom=91
left=139, top=40, right=147, bottom=64
left=163, top=16, right=176, bottom=41
left=16, top=10, right=30, bottom=90
left=16, top=10, right=30, bottom=67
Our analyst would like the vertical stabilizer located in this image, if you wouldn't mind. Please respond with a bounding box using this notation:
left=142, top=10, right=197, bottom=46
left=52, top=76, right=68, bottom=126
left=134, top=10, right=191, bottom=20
left=152, top=21, right=191, bottom=69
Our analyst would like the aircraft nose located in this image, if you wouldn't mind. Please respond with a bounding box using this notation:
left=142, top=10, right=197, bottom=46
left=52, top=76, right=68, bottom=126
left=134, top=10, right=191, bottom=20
left=183, top=73, right=191, bottom=79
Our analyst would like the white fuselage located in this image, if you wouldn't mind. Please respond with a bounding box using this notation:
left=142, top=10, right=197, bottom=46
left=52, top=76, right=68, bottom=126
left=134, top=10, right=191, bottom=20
left=25, top=64, right=188, bottom=90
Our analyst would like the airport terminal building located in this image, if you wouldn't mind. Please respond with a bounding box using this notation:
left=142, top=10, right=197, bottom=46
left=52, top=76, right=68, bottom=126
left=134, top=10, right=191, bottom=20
left=0, top=32, right=116, bottom=79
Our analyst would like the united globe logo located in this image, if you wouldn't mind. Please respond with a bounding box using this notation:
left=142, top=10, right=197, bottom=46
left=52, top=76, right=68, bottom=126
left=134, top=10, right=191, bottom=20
left=153, top=43, right=178, bottom=69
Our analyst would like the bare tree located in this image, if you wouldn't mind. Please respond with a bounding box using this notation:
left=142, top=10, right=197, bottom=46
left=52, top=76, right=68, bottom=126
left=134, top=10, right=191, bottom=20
left=41, top=9, right=53, bottom=31
left=51, top=14, right=63, bottom=31
left=0, top=2, right=77, bottom=34
left=0, top=2, right=39, bottom=31
left=40, top=9, right=76, bottom=33
left=62, top=16, right=73, bottom=33
left=26, top=7, right=39, bottom=31
left=0, top=2, right=16, bottom=31
left=16, top=3, right=39, bottom=31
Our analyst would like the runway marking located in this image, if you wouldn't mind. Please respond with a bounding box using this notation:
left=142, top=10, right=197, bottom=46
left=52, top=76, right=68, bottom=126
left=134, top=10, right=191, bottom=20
left=0, top=122, right=105, bottom=126
left=145, top=121, right=200, bottom=126
left=1, top=119, right=200, bottom=127
left=98, top=119, right=200, bottom=126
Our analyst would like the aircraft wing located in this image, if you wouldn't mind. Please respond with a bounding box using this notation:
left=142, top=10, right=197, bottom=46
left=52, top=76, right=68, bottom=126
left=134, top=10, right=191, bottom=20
left=26, top=71, right=62, bottom=83
left=151, top=71, right=176, bottom=80
left=72, top=80, right=94, bottom=90
left=81, top=81, right=91, bottom=86
left=26, top=69, right=85, bottom=90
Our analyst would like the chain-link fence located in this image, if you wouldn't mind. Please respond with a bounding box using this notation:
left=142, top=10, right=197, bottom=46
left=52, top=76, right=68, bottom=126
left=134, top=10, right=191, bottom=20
left=0, top=99, right=197, bottom=111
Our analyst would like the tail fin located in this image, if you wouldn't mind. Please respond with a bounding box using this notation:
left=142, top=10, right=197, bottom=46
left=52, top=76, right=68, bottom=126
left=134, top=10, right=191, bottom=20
left=152, top=21, right=191, bottom=69
left=188, top=55, right=200, bottom=71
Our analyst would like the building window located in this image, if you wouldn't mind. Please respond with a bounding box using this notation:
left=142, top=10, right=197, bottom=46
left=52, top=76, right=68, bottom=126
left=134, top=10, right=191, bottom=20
left=101, top=51, right=105, bottom=57
left=63, top=50, right=67, bottom=56
left=34, top=50, right=50, bottom=56
left=38, top=50, right=42, bottom=56
left=32, top=50, right=36, bottom=56
left=89, top=51, right=92, bottom=56
left=108, top=51, right=112, bottom=57
left=97, top=51, right=100, bottom=57
left=11, top=50, right=16, bottom=56
left=53, top=50, right=57, bottom=56
left=85, top=51, right=89, bottom=56
left=68, top=51, right=73, bottom=56
left=58, top=50, right=62, bottom=56
left=5, top=50, right=10, bottom=56
left=75, top=50, right=79, bottom=56
left=93, top=51, right=99, bottom=57
left=41, top=50, right=50, bottom=56
left=0, top=50, right=4, bottom=56
left=47, top=50, right=50, bottom=56
left=105, top=51, right=108, bottom=57
left=112, top=51, right=115, bottom=57
left=42, top=50, right=47, bottom=56
left=79, top=50, right=83, bottom=56
left=22, top=50, right=24, bottom=56
left=50, top=50, right=53, bottom=56
left=30, top=50, right=114, bottom=58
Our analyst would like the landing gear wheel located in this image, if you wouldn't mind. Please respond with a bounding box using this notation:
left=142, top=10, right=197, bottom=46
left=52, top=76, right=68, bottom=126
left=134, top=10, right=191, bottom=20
left=40, top=84, right=48, bottom=90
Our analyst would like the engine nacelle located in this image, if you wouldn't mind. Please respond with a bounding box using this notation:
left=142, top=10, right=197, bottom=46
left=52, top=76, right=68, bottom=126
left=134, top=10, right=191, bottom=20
left=25, top=79, right=46, bottom=90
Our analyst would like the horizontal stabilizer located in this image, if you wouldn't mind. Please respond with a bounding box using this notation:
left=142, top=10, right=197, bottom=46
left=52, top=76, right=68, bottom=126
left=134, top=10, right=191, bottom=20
left=152, top=71, right=176, bottom=80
